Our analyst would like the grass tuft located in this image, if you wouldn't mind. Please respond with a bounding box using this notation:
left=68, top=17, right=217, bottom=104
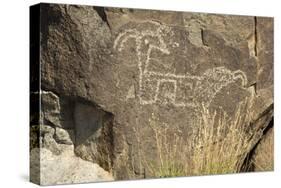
left=134, top=99, right=256, bottom=177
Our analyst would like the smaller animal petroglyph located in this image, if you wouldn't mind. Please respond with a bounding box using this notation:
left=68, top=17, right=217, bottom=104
left=114, top=21, right=248, bottom=108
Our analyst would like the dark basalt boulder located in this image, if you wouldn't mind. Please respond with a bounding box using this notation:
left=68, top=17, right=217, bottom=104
left=37, top=3, right=273, bottom=180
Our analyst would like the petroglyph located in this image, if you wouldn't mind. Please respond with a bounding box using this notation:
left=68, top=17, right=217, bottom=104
left=114, top=21, right=248, bottom=108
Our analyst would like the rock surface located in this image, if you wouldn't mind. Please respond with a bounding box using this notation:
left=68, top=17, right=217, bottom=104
left=41, top=91, right=61, bottom=127
left=251, top=126, right=274, bottom=171
left=33, top=3, right=273, bottom=183
left=30, top=146, right=113, bottom=185
left=54, top=127, right=74, bottom=145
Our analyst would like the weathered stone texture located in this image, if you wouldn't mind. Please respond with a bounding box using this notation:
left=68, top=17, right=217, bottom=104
left=34, top=3, right=274, bottom=182
left=251, top=126, right=274, bottom=171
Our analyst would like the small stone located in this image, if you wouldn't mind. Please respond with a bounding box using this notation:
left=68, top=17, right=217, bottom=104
left=54, top=127, right=74, bottom=145
left=41, top=91, right=61, bottom=127
left=40, top=124, right=55, bottom=135
left=41, top=133, right=61, bottom=155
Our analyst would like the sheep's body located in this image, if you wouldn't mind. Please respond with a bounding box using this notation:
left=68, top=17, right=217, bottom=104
left=114, top=21, right=247, bottom=108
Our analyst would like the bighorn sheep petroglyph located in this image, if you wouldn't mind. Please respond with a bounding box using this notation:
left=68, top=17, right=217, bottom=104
left=114, top=21, right=248, bottom=108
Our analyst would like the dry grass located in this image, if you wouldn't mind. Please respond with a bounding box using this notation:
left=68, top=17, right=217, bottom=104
left=134, top=99, right=255, bottom=178
left=190, top=104, right=252, bottom=175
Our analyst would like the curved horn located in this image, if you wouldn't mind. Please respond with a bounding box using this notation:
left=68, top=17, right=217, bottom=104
left=233, top=70, right=248, bottom=86
left=113, top=29, right=139, bottom=52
